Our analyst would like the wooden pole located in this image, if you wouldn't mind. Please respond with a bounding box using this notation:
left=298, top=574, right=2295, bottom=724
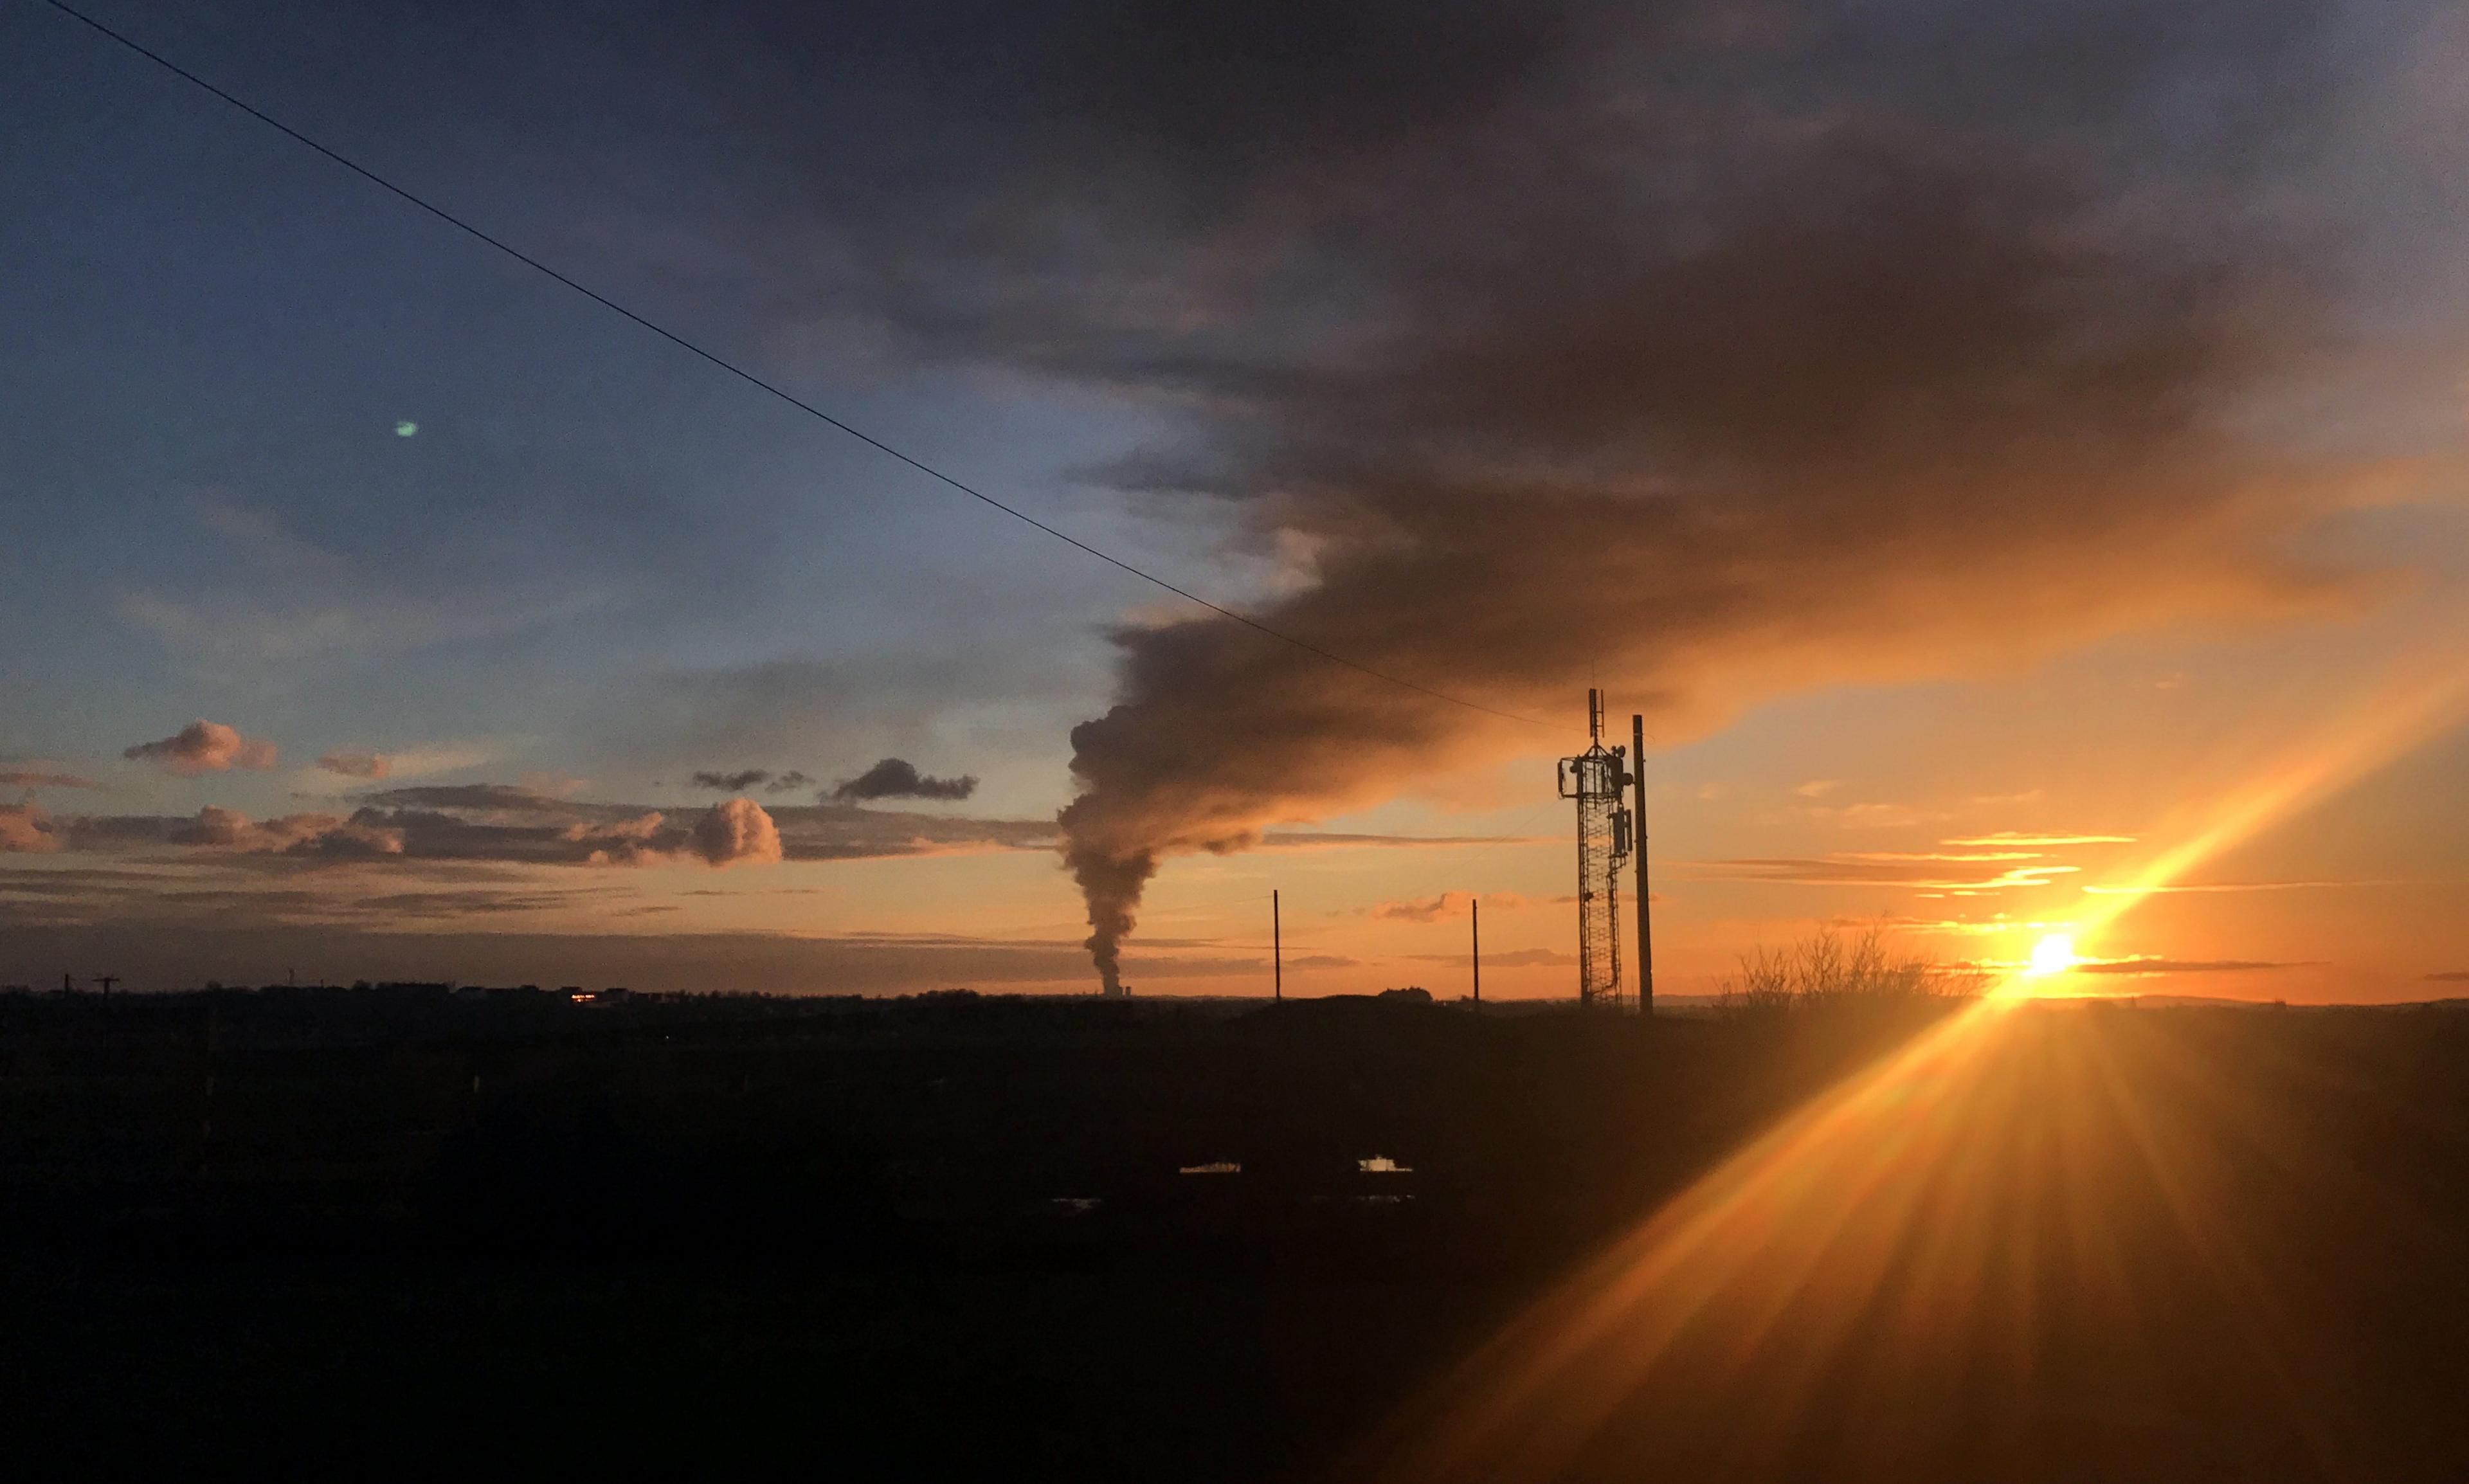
left=1632, top=713, right=1653, bottom=1015
left=1471, top=896, right=1481, bottom=1010
left=1272, top=889, right=1281, bottom=1002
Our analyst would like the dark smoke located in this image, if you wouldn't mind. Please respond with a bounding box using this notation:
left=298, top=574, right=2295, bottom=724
left=534, top=0, right=2408, bottom=986
left=1013, top=3, right=2374, bottom=987
left=831, top=758, right=979, bottom=802
left=692, top=768, right=772, bottom=792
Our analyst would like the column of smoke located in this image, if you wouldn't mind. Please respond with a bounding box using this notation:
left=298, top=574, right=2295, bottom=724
left=683, top=0, right=2395, bottom=990
left=1053, top=119, right=2367, bottom=992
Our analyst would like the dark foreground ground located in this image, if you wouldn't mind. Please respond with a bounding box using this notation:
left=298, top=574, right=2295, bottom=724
left=1, top=986, right=2464, bottom=1480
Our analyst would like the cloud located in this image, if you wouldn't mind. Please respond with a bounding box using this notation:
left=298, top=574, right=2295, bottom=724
left=357, top=783, right=575, bottom=814
left=1808, top=804, right=1940, bottom=831
left=2427, top=972, right=2469, bottom=983
left=764, top=771, right=813, bottom=794
left=318, top=751, right=392, bottom=779
left=1684, top=857, right=2080, bottom=891
left=692, top=769, right=772, bottom=792
left=1835, top=852, right=2045, bottom=863
left=687, top=797, right=784, bottom=868
left=0, top=804, right=64, bottom=855
left=562, top=809, right=785, bottom=870
left=169, top=805, right=404, bottom=857
left=831, top=758, right=979, bottom=802
left=1258, top=831, right=1545, bottom=852
left=0, top=770, right=100, bottom=791
left=1945, top=832, right=2137, bottom=846
left=123, top=720, right=279, bottom=776
left=1470, top=948, right=1575, bottom=968
left=1368, top=890, right=1537, bottom=922
left=2081, top=879, right=2407, bottom=895
left=2072, top=957, right=2308, bottom=976
left=321, top=784, right=1058, bottom=864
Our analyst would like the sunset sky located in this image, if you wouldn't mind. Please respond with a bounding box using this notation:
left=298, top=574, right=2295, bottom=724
left=5, top=0, right=2466, bottom=1000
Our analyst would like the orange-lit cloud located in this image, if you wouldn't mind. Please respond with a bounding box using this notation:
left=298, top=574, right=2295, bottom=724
left=1944, top=831, right=2137, bottom=846
left=688, top=797, right=784, bottom=867
left=1368, top=890, right=1542, bottom=922
left=171, top=805, right=403, bottom=856
left=0, top=770, right=99, bottom=791
left=0, top=804, right=64, bottom=855
left=1683, top=857, right=2079, bottom=891
left=316, top=750, right=392, bottom=779
left=123, top=719, right=278, bottom=776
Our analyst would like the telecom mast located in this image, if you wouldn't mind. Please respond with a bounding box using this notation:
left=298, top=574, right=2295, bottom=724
left=1557, top=689, right=1635, bottom=1010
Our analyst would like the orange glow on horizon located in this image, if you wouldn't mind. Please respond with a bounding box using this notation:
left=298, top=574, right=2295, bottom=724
left=1350, top=648, right=2469, bottom=1478
left=2052, top=651, right=2469, bottom=980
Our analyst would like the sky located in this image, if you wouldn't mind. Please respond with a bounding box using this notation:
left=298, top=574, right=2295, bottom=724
left=3, top=0, right=2466, bottom=1000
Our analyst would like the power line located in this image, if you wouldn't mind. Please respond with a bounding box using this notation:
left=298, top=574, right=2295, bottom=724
left=36, top=0, right=1555, bottom=734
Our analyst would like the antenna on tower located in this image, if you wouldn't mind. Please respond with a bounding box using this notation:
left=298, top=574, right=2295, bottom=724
left=1558, top=689, right=1634, bottom=1011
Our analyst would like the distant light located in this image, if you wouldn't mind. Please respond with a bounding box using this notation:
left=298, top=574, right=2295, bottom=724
left=394, top=420, right=418, bottom=437
left=2026, top=934, right=2078, bottom=977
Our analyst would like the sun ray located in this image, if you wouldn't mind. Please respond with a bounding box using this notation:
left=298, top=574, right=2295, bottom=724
left=1350, top=646, right=2469, bottom=1481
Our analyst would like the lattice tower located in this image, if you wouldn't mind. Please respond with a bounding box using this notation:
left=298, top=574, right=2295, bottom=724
left=1559, top=689, right=1636, bottom=1009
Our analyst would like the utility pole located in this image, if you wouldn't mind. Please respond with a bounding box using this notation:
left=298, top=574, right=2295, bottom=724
left=94, top=973, right=120, bottom=1003
left=1272, top=889, right=1281, bottom=1002
left=1471, top=896, right=1481, bottom=1010
left=1632, top=714, right=1653, bottom=1015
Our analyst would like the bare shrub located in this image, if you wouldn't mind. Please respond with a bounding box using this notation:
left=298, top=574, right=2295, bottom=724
left=1717, top=928, right=1984, bottom=1013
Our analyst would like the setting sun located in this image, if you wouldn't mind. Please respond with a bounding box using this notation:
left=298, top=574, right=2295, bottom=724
left=2025, top=934, right=2078, bottom=977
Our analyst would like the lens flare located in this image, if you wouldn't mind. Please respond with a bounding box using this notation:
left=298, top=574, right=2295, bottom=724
left=1350, top=645, right=2469, bottom=1483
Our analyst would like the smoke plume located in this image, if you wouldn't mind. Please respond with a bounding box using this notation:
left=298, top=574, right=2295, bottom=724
left=503, top=0, right=2421, bottom=985
left=1009, top=1, right=2392, bottom=987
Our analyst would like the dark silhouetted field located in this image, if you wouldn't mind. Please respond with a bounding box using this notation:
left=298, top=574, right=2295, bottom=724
left=2, top=987, right=2464, bottom=1480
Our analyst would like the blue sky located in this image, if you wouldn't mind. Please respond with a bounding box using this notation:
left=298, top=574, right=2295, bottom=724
left=5, top=0, right=2466, bottom=997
